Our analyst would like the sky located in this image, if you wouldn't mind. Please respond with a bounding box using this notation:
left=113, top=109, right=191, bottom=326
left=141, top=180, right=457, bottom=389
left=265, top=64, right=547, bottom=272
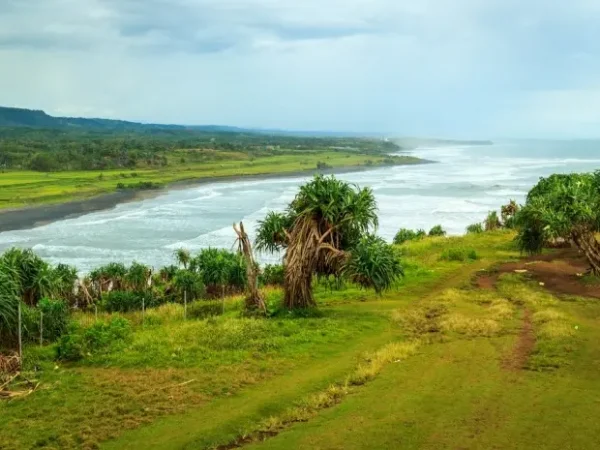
left=1, top=0, right=599, bottom=138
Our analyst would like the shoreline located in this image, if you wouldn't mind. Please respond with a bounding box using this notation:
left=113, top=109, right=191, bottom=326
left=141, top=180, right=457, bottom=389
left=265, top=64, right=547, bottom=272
left=0, top=161, right=433, bottom=233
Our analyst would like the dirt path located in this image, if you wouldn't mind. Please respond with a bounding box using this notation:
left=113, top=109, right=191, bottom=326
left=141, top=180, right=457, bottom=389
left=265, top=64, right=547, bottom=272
left=502, top=309, right=534, bottom=371
left=476, top=248, right=600, bottom=299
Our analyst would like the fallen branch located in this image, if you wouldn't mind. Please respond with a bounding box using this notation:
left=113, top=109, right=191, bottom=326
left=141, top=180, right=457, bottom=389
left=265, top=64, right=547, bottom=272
left=0, top=372, right=20, bottom=391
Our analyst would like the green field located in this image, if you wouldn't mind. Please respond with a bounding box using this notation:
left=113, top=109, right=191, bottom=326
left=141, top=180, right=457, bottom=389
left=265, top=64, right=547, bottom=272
left=0, top=151, right=420, bottom=210
left=2, top=231, right=598, bottom=450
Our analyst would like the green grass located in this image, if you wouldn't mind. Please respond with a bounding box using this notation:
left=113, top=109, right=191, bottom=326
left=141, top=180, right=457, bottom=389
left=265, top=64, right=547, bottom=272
left=0, top=151, right=421, bottom=210
left=3, top=231, right=600, bottom=450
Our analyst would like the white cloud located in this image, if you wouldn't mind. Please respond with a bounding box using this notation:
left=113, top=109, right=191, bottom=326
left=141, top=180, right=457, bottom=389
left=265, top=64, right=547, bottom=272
left=0, top=0, right=599, bottom=136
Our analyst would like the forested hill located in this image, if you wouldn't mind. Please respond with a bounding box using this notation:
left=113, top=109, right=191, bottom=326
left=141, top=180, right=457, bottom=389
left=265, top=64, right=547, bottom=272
left=0, top=106, right=247, bottom=133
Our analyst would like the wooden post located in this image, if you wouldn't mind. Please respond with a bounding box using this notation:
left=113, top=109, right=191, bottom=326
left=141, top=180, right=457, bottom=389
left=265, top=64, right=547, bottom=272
left=142, top=297, right=145, bottom=327
left=39, top=310, right=43, bottom=346
left=95, top=304, right=98, bottom=322
left=184, top=290, right=187, bottom=320
left=17, top=302, right=22, bottom=361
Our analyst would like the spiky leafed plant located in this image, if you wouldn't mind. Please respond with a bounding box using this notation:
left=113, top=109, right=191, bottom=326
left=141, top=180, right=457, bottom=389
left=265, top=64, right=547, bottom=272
left=53, top=263, right=78, bottom=304
left=344, top=235, right=404, bottom=294
left=484, top=211, right=501, bottom=231
left=173, top=269, right=203, bottom=302
left=516, top=172, right=600, bottom=274
left=174, top=248, right=191, bottom=269
left=0, top=248, right=57, bottom=305
left=126, top=262, right=152, bottom=293
left=191, top=248, right=246, bottom=297
left=90, top=262, right=127, bottom=294
left=0, top=260, right=21, bottom=341
left=256, top=175, right=403, bottom=308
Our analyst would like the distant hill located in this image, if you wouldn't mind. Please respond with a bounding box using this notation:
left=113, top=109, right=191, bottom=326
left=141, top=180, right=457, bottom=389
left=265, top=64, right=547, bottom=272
left=0, top=106, right=257, bottom=133
left=0, top=106, right=493, bottom=145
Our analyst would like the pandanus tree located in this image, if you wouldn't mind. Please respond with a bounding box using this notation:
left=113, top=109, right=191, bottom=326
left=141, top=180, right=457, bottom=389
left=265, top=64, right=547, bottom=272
left=0, top=261, right=20, bottom=340
left=516, top=172, right=600, bottom=274
left=256, top=175, right=403, bottom=309
left=0, top=248, right=58, bottom=305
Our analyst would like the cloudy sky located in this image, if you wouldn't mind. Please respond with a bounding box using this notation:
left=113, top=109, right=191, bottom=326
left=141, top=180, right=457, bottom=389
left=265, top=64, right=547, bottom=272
left=1, top=0, right=599, bottom=138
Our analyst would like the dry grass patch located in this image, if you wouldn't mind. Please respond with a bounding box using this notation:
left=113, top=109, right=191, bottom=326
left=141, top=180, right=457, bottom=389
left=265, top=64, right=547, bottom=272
left=347, top=341, right=420, bottom=386
left=440, top=314, right=501, bottom=337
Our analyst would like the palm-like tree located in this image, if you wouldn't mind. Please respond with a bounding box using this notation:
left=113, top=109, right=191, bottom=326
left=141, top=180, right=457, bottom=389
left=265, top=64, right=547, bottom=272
left=516, top=172, right=600, bottom=274
left=174, top=248, right=191, bottom=269
left=256, top=175, right=403, bottom=308
left=126, top=262, right=152, bottom=293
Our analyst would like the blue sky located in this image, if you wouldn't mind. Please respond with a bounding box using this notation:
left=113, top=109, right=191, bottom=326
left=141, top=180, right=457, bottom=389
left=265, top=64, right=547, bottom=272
left=1, top=0, right=599, bottom=138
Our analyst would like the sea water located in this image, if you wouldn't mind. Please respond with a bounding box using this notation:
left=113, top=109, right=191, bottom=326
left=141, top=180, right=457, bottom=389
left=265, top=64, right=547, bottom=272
left=0, top=140, right=599, bottom=272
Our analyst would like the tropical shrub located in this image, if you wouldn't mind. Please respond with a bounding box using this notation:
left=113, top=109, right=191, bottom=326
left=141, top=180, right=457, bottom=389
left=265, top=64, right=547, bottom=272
left=190, top=248, right=246, bottom=297
left=260, top=264, right=285, bottom=286
left=102, top=290, right=164, bottom=312
left=428, top=225, right=446, bottom=237
left=393, top=228, right=425, bottom=245
left=56, top=317, right=132, bottom=361
left=187, top=300, right=223, bottom=319
left=344, top=235, right=404, bottom=294
left=466, top=223, right=483, bottom=234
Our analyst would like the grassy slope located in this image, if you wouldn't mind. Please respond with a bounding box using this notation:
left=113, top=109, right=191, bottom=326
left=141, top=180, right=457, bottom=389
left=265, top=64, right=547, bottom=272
left=4, top=232, right=600, bottom=450
left=0, top=151, right=421, bottom=210
left=250, top=305, right=600, bottom=450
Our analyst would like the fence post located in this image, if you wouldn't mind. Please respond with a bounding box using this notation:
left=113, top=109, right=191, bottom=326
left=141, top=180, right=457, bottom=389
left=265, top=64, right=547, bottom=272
left=142, top=297, right=145, bottom=327
left=95, top=304, right=98, bottom=322
left=17, top=301, right=22, bottom=361
left=39, top=309, right=44, bottom=347
left=184, top=290, right=187, bottom=320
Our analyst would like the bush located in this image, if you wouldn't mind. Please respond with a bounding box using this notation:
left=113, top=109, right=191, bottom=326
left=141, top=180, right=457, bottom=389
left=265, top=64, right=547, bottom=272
left=39, top=298, right=69, bottom=342
left=466, top=223, right=483, bottom=234
left=56, top=317, right=132, bottom=361
left=102, top=290, right=163, bottom=313
left=260, top=264, right=285, bottom=286
left=187, top=300, right=223, bottom=319
left=440, top=247, right=479, bottom=262
left=428, top=225, right=446, bottom=237
left=394, top=228, right=418, bottom=245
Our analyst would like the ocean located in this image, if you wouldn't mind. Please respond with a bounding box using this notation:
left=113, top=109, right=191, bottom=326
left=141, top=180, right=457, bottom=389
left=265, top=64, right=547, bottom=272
left=1, top=140, right=599, bottom=272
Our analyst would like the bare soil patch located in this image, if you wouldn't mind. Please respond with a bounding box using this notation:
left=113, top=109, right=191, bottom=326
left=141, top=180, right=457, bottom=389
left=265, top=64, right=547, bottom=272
left=502, top=309, right=534, bottom=371
left=475, top=248, right=600, bottom=299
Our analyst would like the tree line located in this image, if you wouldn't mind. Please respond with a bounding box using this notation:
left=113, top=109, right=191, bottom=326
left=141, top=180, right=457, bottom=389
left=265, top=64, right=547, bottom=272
left=0, top=127, right=401, bottom=172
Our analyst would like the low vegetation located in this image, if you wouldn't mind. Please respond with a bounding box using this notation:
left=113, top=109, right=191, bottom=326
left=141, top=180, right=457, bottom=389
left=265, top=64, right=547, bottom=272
left=2, top=171, right=600, bottom=450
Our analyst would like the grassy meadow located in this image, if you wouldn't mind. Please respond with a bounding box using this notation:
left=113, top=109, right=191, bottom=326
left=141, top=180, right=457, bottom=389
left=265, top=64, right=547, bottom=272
left=5, top=231, right=599, bottom=449
left=0, top=151, right=420, bottom=210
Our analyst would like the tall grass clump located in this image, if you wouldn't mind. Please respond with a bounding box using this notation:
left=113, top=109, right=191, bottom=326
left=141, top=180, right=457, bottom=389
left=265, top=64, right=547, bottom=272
left=466, top=222, right=483, bottom=234
left=439, top=247, right=479, bottom=262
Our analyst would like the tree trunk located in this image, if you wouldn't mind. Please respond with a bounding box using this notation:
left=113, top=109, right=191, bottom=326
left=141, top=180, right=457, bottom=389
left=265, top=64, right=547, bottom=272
left=233, top=222, right=266, bottom=313
left=282, top=219, right=320, bottom=309
left=571, top=230, right=600, bottom=275
left=284, top=268, right=314, bottom=309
